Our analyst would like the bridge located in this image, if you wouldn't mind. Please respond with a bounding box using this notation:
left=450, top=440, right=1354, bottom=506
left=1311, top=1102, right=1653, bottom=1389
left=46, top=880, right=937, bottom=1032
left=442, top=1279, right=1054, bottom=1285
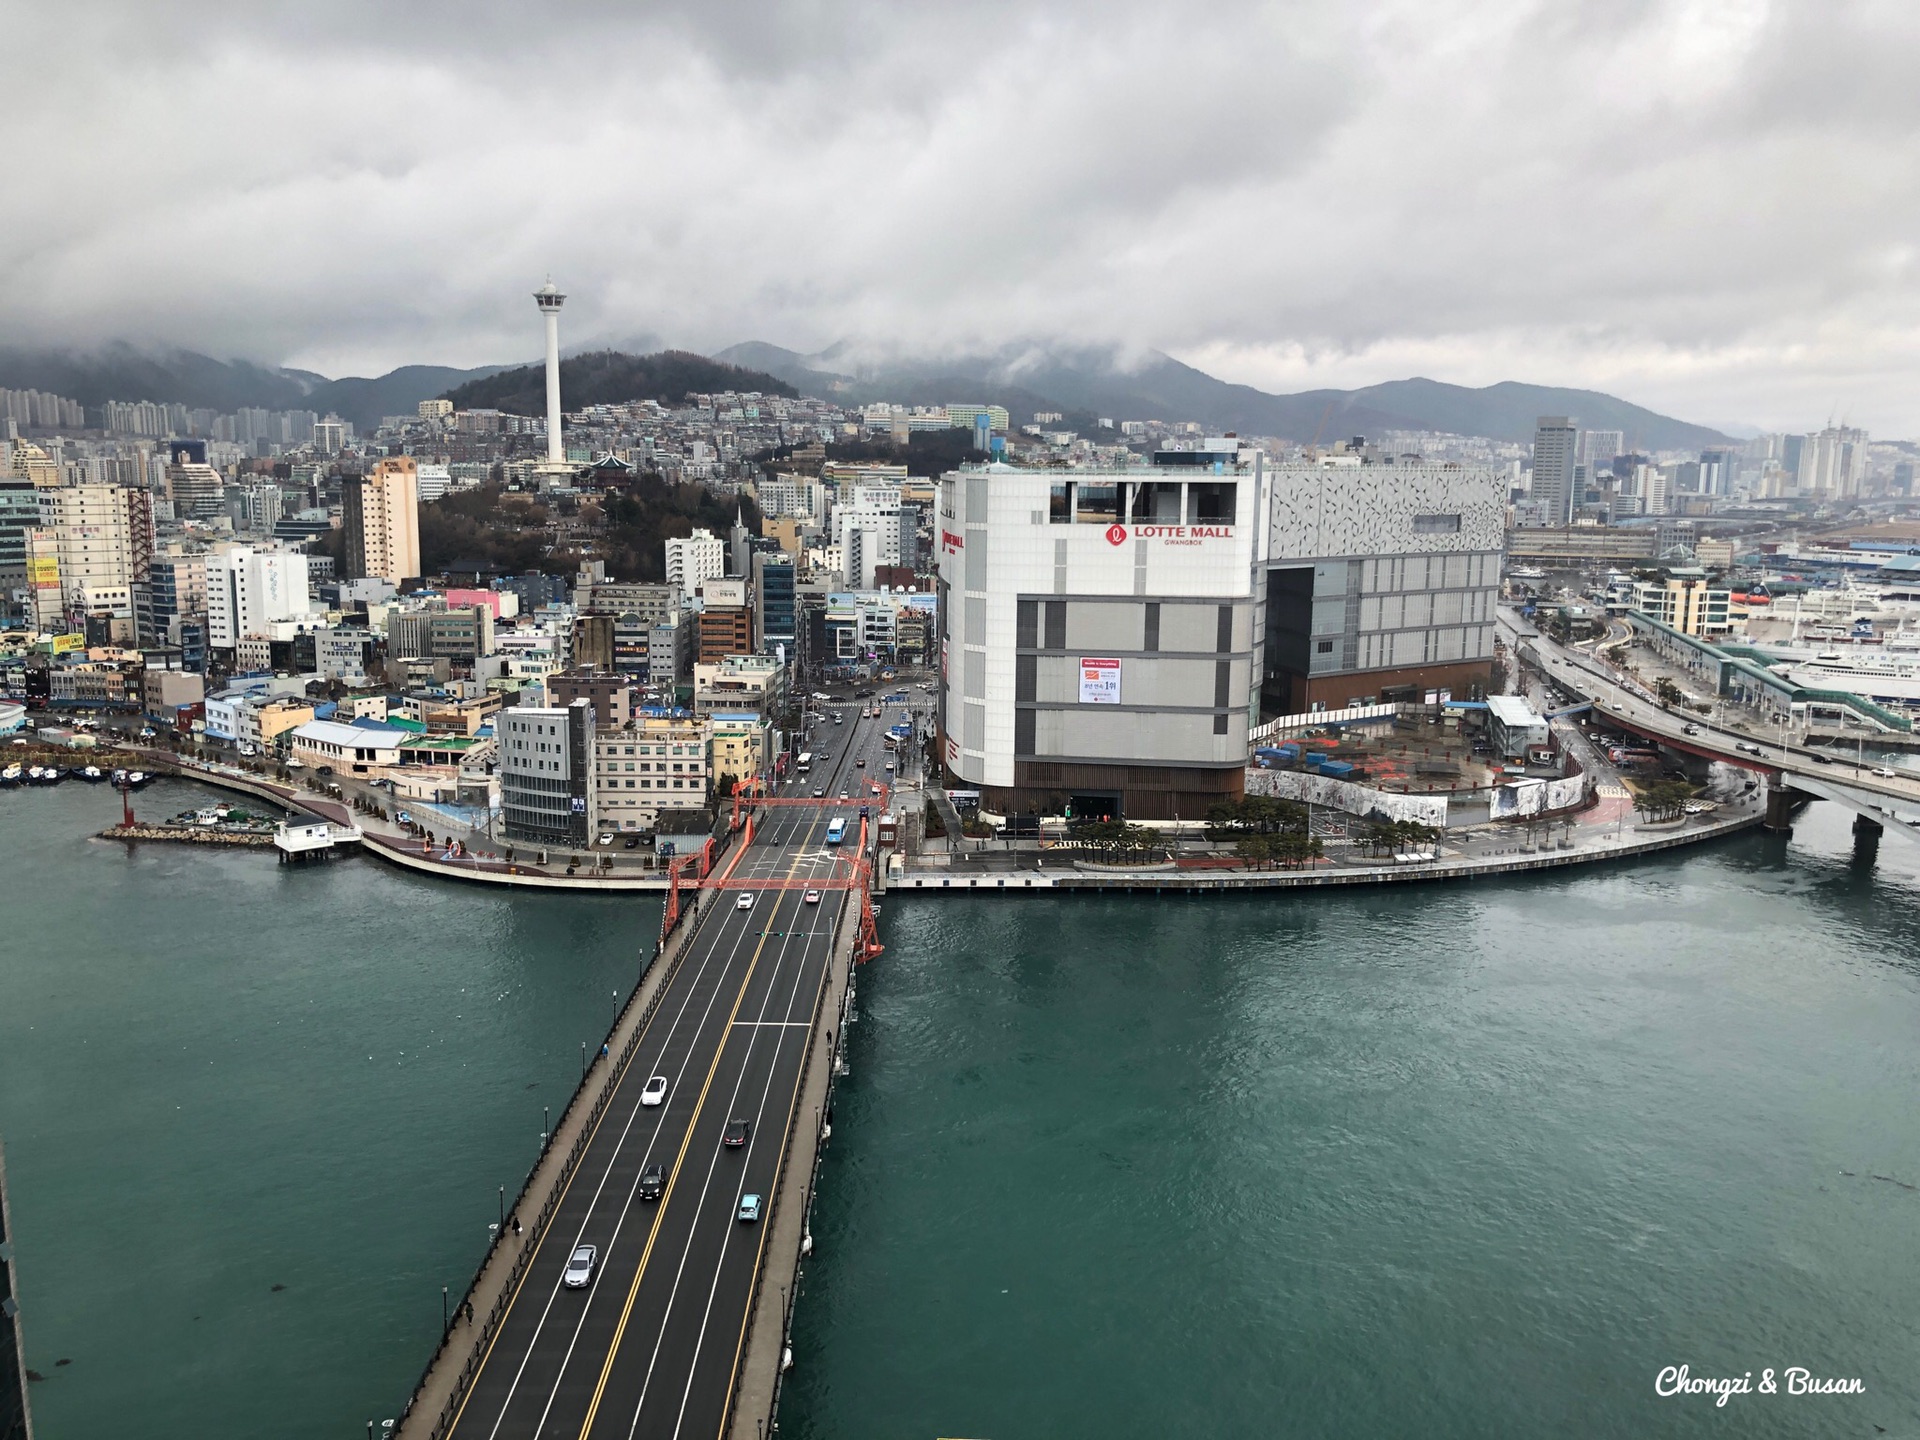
left=396, top=703, right=897, bottom=1440
left=1512, top=615, right=1920, bottom=846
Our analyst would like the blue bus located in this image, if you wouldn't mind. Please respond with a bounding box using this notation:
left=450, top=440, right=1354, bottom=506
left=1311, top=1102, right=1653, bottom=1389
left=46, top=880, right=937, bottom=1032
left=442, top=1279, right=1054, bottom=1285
left=825, top=817, right=848, bottom=846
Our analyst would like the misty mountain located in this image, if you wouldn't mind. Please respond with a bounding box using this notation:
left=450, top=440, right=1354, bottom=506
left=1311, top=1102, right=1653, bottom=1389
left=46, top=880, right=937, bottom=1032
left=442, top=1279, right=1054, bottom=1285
left=0, top=344, right=513, bottom=433
left=716, top=341, right=1730, bottom=450
left=441, top=350, right=797, bottom=414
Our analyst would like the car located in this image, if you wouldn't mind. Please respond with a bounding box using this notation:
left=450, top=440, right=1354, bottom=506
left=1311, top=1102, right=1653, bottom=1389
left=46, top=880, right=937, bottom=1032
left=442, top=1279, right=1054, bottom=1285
left=1873, top=767, right=1898, bottom=778
left=884, top=761, right=895, bottom=772
left=723, top=1120, right=750, bottom=1147
left=839, top=790, right=849, bottom=800
left=1735, top=742, right=1763, bottom=755
left=856, top=758, right=866, bottom=767
left=138, top=727, right=157, bottom=740
left=1809, top=752, right=1832, bottom=765
left=639, top=1163, right=665, bottom=1201
left=813, top=786, right=826, bottom=797
left=624, top=836, right=640, bottom=849
left=598, top=833, right=615, bottom=846
left=562, top=1244, right=598, bottom=1289
left=641, top=1074, right=669, bottom=1107
left=1682, top=724, right=1700, bottom=736
left=735, top=893, right=754, bottom=911
left=737, top=1193, right=762, bottom=1223
left=870, top=783, right=882, bottom=795
left=804, top=889, right=822, bottom=905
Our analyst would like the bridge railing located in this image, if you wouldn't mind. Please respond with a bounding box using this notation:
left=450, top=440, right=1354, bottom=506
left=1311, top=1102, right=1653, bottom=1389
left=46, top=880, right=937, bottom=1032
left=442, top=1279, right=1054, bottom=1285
left=396, top=891, right=718, bottom=1440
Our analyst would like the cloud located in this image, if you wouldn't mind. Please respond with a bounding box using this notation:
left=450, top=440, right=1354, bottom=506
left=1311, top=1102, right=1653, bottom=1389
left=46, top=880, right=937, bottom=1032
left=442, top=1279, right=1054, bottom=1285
left=2, top=0, right=1918, bottom=431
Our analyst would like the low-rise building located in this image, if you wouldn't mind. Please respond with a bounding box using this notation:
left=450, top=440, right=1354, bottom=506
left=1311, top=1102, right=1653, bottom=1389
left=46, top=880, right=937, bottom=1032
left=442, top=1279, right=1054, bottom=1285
left=1631, top=571, right=1732, bottom=637
left=1485, top=695, right=1550, bottom=759
left=289, top=719, right=410, bottom=772
left=591, top=715, right=710, bottom=832
left=693, top=654, right=786, bottom=720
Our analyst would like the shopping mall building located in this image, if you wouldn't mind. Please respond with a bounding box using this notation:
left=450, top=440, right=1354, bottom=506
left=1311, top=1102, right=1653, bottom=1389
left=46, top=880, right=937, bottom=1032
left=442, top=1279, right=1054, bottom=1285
left=935, top=449, right=1504, bottom=820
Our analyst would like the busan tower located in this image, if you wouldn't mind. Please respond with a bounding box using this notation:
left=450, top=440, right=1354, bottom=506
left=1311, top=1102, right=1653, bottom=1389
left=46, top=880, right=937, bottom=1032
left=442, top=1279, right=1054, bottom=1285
left=533, top=276, right=568, bottom=476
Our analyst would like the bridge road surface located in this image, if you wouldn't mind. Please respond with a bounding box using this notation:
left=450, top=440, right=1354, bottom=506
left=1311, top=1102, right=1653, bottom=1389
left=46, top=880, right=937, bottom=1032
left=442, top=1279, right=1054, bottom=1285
left=444, top=700, right=892, bottom=1440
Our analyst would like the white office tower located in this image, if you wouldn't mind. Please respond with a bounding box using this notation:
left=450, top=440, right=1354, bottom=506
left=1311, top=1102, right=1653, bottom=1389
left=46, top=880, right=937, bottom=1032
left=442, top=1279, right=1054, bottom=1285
left=534, top=277, right=569, bottom=479
left=206, top=544, right=311, bottom=650
left=665, top=528, right=726, bottom=593
left=833, top=485, right=910, bottom=588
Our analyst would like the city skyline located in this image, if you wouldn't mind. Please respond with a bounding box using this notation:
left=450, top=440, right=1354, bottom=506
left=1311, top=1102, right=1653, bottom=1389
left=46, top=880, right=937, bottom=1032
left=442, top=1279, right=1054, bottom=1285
left=5, top=2, right=1920, bottom=433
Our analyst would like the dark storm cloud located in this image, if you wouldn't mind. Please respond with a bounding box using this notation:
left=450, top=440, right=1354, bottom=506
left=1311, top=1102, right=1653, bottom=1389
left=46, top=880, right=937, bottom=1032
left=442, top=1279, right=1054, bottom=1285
left=3, top=0, right=1918, bottom=430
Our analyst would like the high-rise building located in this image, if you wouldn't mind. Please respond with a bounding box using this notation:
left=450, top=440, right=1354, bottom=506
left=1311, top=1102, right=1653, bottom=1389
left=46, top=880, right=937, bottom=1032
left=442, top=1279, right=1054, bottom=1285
left=164, top=442, right=225, bottom=519
left=833, top=485, right=911, bottom=589
left=206, top=545, right=311, bottom=651
left=341, top=457, right=421, bottom=585
left=665, top=528, right=726, bottom=593
left=27, top=484, right=154, bottom=629
left=499, top=698, right=596, bottom=846
left=752, top=550, right=797, bottom=656
left=135, top=554, right=207, bottom=646
left=312, top=417, right=346, bottom=456
left=1579, top=429, right=1625, bottom=474
left=1795, top=426, right=1868, bottom=498
left=1529, top=417, right=1580, bottom=526
left=0, top=480, right=39, bottom=594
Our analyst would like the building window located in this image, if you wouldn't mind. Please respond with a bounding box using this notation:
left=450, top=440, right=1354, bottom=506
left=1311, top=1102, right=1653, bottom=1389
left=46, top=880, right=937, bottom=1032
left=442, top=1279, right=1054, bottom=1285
left=1317, top=640, right=1334, bottom=654
left=1189, top=481, right=1235, bottom=523
left=1413, top=513, right=1462, bottom=535
left=1049, top=483, right=1072, bottom=523
left=1075, top=484, right=1120, bottom=524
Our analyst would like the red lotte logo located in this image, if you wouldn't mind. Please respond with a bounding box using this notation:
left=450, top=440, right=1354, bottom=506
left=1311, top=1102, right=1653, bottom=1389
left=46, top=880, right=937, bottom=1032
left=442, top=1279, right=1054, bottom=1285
left=1104, top=523, right=1128, bottom=546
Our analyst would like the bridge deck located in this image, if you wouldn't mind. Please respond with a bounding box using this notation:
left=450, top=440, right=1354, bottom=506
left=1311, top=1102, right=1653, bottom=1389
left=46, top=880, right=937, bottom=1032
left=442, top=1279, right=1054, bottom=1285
left=402, top=707, right=892, bottom=1440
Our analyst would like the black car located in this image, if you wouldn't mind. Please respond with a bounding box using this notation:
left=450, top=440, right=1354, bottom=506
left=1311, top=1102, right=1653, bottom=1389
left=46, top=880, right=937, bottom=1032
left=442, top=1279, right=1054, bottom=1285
left=723, top=1119, right=750, bottom=1148
left=639, top=1162, right=665, bottom=1201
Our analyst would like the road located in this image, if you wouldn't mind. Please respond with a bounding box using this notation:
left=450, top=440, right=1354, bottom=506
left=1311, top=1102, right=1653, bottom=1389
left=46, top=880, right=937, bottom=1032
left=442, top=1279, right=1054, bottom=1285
left=443, top=702, right=898, bottom=1440
left=1504, top=608, right=1920, bottom=813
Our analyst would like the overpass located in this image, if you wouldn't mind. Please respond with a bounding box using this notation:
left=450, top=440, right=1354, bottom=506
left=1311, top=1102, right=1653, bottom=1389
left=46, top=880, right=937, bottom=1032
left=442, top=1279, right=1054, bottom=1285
left=397, top=704, right=896, bottom=1440
left=1509, top=613, right=1920, bottom=845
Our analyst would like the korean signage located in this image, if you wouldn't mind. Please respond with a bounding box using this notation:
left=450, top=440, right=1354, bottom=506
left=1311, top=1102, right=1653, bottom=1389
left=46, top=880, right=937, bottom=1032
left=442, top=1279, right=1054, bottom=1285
left=1078, top=657, right=1121, bottom=705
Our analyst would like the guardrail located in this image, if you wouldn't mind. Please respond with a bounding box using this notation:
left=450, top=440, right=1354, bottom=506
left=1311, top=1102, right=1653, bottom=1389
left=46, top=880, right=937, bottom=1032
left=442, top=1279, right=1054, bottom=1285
left=396, top=892, right=716, bottom=1440
left=722, top=885, right=860, bottom=1438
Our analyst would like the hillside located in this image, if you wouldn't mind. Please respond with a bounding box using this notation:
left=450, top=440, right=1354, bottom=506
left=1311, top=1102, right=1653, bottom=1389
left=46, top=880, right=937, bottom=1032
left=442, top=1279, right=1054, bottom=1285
left=441, top=350, right=796, bottom=415
left=717, top=341, right=1730, bottom=450
left=0, top=344, right=511, bottom=433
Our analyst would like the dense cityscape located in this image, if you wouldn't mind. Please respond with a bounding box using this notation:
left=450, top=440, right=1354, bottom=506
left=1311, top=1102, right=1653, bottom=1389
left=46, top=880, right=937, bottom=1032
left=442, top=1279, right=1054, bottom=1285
left=7, top=1, right=1920, bottom=1435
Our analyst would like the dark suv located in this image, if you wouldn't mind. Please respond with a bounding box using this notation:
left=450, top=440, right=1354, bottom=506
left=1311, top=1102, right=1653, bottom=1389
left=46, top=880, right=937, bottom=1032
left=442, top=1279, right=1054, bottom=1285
left=639, top=1162, right=665, bottom=1201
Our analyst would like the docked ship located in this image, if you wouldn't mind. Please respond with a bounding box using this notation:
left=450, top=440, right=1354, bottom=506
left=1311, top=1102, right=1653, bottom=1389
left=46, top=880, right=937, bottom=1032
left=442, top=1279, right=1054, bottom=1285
left=1778, top=650, right=1920, bottom=707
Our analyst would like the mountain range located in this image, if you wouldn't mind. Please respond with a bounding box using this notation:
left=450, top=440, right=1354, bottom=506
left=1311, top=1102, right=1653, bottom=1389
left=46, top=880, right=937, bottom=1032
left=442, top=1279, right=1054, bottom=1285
left=0, top=340, right=1730, bottom=450
left=715, top=342, right=1731, bottom=450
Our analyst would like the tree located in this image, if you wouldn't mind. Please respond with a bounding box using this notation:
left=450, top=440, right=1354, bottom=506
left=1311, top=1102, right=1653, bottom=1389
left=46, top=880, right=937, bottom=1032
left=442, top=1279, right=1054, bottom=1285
left=1654, top=677, right=1685, bottom=708
left=1634, top=779, right=1695, bottom=821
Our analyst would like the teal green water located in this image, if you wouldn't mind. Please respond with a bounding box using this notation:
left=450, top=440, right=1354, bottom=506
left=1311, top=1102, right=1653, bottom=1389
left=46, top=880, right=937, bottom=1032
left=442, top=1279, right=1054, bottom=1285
left=783, top=810, right=1920, bottom=1438
left=0, top=779, right=651, bottom=1437
left=5, top=780, right=1920, bottom=1436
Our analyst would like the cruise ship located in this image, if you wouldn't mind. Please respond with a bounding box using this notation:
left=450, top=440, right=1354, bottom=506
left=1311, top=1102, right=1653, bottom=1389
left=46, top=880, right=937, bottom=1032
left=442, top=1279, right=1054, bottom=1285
left=1779, top=651, right=1920, bottom=706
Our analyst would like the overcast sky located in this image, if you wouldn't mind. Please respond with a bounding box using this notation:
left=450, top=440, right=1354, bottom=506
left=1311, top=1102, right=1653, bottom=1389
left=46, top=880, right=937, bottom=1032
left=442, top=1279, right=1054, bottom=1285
left=5, top=0, right=1919, bottom=433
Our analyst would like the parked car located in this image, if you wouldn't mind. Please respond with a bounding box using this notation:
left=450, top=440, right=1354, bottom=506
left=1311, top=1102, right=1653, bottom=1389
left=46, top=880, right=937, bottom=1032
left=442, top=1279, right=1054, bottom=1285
left=641, top=1074, right=669, bottom=1107
left=737, top=1193, right=762, bottom=1223
left=723, top=1120, right=750, bottom=1147
left=563, top=1244, right=598, bottom=1289
left=639, top=1163, right=665, bottom=1201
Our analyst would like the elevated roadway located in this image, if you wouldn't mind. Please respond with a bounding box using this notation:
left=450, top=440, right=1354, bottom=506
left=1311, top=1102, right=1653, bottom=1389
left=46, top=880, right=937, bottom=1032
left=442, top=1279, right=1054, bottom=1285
left=418, top=702, right=896, bottom=1440
left=1508, top=611, right=1920, bottom=841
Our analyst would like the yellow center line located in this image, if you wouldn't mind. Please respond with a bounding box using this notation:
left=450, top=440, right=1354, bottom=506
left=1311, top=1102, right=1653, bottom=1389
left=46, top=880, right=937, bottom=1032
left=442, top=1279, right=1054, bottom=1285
left=444, top=901, right=723, bottom=1439
left=575, top=827, right=821, bottom=1439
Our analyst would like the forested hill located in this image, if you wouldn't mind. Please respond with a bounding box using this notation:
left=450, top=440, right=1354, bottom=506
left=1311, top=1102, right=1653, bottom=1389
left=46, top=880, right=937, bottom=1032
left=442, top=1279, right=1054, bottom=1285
left=440, top=350, right=796, bottom=414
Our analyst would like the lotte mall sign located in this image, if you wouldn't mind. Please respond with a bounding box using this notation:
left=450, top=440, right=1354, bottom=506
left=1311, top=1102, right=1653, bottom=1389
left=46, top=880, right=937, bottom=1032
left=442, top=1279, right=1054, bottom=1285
left=1106, top=524, right=1233, bottom=547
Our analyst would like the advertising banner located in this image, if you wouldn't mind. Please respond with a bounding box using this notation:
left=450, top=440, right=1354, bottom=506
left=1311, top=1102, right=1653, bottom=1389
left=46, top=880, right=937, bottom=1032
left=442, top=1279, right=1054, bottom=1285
left=1078, top=656, right=1121, bottom=705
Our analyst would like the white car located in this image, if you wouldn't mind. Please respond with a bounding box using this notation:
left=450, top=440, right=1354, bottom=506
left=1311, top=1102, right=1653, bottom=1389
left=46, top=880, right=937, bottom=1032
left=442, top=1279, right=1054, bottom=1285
left=641, top=1075, right=669, bottom=1107
left=735, top=893, right=754, bottom=911
left=563, top=1244, right=598, bottom=1289
left=804, top=889, right=822, bottom=905
left=1873, top=767, right=1898, bottom=778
